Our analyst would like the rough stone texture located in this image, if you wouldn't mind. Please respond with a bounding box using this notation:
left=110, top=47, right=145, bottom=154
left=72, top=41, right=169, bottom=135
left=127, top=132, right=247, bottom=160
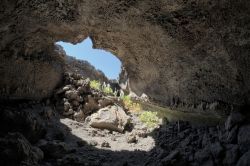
left=238, top=124, right=250, bottom=153
left=89, top=105, right=130, bottom=132
left=0, top=107, right=47, bottom=143
left=225, top=112, right=245, bottom=130
left=0, top=132, right=44, bottom=166
left=0, top=97, right=250, bottom=165
left=1, top=0, right=250, bottom=108
left=0, top=47, right=64, bottom=100
left=237, top=151, right=250, bottom=166
left=65, top=55, right=108, bottom=83
left=56, top=44, right=109, bottom=82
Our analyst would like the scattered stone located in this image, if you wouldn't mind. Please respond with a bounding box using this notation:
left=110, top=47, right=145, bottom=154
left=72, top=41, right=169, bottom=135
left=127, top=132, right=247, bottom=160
left=84, top=95, right=100, bottom=114
left=111, top=135, right=117, bottom=141
left=89, top=105, right=130, bottom=133
left=90, top=130, right=98, bottom=137
left=64, top=101, right=71, bottom=112
left=71, top=100, right=80, bottom=107
left=77, top=85, right=90, bottom=94
left=0, top=109, right=46, bottom=143
left=98, top=98, right=114, bottom=108
left=0, top=132, right=44, bottom=165
left=73, top=110, right=85, bottom=122
left=101, top=141, right=111, bottom=148
left=65, top=90, right=81, bottom=102
left=89, top=140, right=98, bottom=146
left=2, top=66, right=250, bottom=166
left=63, top=108, right=74, bottom=116
left=126, top=133, right=137, bottom=143
left=140, top=93, right=149, bottom=102
left=63, top=85, right=73, bottom=91
left=76, top=79, right=85, bottom=87
left=77, top=141, right=86, bottom=147
left=39, top=141, right=71, bottom=159
left=136, top=131, right=147, bottom=138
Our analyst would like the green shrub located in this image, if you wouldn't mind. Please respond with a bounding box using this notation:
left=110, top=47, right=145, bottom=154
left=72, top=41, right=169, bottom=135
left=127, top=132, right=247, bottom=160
left=139, top=111, right=159, bottom=128
left=121, top=95, right=132, bottom=107
left=103, top=86, right=113, bottom=94
left=90, top=80, right=101, bottom=90
left=121, top=95, right=142, bottom=112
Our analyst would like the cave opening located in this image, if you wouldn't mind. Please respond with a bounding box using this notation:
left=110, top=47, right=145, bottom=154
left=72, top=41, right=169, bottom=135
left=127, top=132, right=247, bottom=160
left=56, top=37, right=122, bottom=80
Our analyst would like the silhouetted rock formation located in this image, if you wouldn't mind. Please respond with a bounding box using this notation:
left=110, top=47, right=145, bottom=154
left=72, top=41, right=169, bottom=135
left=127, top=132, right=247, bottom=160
left=65, top=55, right=108, bottom=83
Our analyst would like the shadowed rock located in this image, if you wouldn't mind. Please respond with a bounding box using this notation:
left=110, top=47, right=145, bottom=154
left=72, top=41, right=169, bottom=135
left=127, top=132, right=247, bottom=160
left=0, top=0, right=250, bottom=111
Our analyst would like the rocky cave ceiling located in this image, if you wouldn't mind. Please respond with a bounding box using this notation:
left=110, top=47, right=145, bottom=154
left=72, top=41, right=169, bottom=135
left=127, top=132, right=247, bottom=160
left=0, top=0, right=250, bottom=110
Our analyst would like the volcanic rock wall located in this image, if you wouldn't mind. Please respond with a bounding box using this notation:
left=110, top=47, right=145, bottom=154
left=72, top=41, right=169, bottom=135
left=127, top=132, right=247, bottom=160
left=64, top=56, right=108, bottom=83
left=1, top=0, right=250, bottom=110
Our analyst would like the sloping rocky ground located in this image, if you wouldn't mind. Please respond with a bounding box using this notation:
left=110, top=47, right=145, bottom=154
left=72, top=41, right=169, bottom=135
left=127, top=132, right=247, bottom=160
left=64, top=55, right=108, bottom=83
left=0, top=72, right=250, bottom=166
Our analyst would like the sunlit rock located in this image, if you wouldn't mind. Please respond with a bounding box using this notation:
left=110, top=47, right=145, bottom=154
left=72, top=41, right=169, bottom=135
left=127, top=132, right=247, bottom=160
left=89, top=105, right=130, bottom=133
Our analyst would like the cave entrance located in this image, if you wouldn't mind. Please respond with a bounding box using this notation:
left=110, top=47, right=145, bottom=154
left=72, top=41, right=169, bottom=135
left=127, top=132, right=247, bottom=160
left=56, top=37, right=122, bottom=80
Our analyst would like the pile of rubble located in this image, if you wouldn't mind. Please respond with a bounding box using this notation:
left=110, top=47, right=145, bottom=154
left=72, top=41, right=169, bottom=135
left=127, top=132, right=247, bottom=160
left=53, top=72, right=133, bottom=133
left=54, top=72, right=116, bottom=122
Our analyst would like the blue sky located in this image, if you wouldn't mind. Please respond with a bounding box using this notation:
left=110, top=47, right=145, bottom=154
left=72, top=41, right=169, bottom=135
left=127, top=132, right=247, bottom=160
left=56, top=37, right=121, bottom=80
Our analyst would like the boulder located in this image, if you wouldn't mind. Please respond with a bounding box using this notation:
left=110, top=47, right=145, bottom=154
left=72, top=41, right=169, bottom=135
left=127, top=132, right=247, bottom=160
left=65, top=90, right=82, bottom=102
left=238, top=125, right=250, bottom=153
left=84, top=95, right=100, bottom=114
left=89, top=105, right=130, bottom=133
left=0, top=108, right=46, bottom=143
left=210, top=142, right=224, bottom=157
left=226, top=125, right=238, bottom=143
left=236, top=151, right=250, bottom=166
left=126, top=133, right=137, bottom=143
left=71, top=100, right=80, bottom=107
left=64, top=109, right=74, bottom=116
left=77, top=85, right=90, bottom=95
left=73, top=110, right=85, bottom=122
left=38, top=141, right=72, bottom=159
left=64, top=101, right=71, bottom=112
left=98, top=98, right=114, bottom=108
left=63, top=85, right=73, bottom=91
left=0, top=132, right=44, bottom=166
left=76, top=79, right=85, bottom=87
left=0, top=49, right=63, bottom=100
left=194, top=148, right=212, bottom=165
left=223, top=144, right=239, bottom=166
left=225, top=112, right=245, bottom=130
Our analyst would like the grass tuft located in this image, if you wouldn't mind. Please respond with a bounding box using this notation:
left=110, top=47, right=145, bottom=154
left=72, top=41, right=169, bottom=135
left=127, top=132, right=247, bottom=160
left=103, top=86, right=113, bottom=94
left=90, top=80, right=101, bottom=90
left=139, top=111, right=159, bottom=128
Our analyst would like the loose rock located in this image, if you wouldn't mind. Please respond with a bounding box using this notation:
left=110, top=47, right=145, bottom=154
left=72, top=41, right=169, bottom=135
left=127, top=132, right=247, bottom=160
left=89, top=105, right=130, bottom=133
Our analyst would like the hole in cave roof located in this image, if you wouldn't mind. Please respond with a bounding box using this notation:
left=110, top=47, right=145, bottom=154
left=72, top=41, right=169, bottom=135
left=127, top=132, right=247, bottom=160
left=56, top=37, right=122, bottom=80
